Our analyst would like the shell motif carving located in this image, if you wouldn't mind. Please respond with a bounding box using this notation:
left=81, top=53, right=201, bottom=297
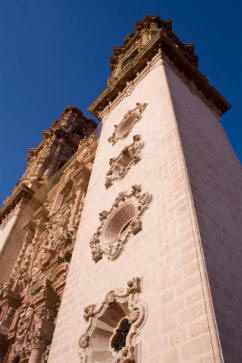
left=89, top=185, right=152, bottom=262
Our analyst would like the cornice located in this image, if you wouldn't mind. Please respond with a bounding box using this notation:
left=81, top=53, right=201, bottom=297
left=0, top=183, right=34, bottom=225
left=89, top=15, right=230, bottom=119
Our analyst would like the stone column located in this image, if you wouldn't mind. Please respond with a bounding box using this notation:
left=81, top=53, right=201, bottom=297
left=68, top=189, right=83, bottom=230
left=46, top=140, right=64, bottom=177
left=29, top=342, right=46, bottom=363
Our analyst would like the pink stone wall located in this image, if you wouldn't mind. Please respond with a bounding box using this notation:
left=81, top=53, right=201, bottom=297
left=0, top=207, right=19, bottom=254
left=166, top=63, right=242, bottom=362
left=49, top=56, right=224, bottom=362
left=0, top=206, right=25, bottom=282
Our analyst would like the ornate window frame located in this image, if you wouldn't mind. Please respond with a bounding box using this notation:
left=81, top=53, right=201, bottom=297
left=50, top=180, right=73, bottom=215
left=79, top=277, right=146, bottom=363
left=108, top=103, right=147, bottom=145
left=105, top=135, right=144, bottom=189
left=89, top=185, right=152, bottom=262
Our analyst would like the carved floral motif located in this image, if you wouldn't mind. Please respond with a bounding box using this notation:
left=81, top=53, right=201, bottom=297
left=79, top=278, right=146, bottom=363
left=105, top=135, right=144, bottom=188
left=108, top=103, right=147, bottom=145
left=0, top=107, right=96, bottom=228
left=0, top=124, right=98, bottom=362
left=89, top=185, right=152, bottom=262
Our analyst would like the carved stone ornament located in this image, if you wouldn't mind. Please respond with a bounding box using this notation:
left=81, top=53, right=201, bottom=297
left=105, top=135, right=144, bottom=189
left=89, top=185, right=152, bottom=262
left=0, top=125, right=97, bottom=362
left=79, top=277, right=146, bottom=363
left=89, top=16, right=230, bottom=118
left=108, top=103, right=147, bottom=145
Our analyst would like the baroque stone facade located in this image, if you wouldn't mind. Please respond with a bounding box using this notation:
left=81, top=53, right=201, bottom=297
left=0, top=108, right=97, bottom=362
left=1, top=15, right=242, bottom=363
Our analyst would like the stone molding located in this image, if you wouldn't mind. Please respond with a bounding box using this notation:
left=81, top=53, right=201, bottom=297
left=89, top=15, right=230, bottom=118
left=89, top=185, right=152, bottom=262
left=0, top=108, right=97, bottom=229
left=105, top=135, right=144, bottom=188
left=101, top=53, right=162, bottom=121
left=4, top=280, right=59, bottom=362
left=79, top=277, right=146, bottom=363
left=0, top=185, right=33, bottom=228
left=0, top=128, right=98, bottom=362
left=108, top=103, right=147, bottom=145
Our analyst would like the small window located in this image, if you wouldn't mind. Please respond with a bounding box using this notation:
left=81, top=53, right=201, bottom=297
left=111, top=318, right=131, bottom=353
left=51, top=182, right=73, bottom=214
left=79, top=278, right=145, bottom=363
left=103, top=203, right=136, bottom=245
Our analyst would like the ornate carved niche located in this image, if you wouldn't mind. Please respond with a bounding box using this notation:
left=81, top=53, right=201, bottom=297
left=51, top=180, right=73, bottom=214
left=89, top=185, right=152, bottom=262
left=105, top=135, right=144, bottom=189
left=79, top=277, right=146, bottom=363
left=6, top=279, right=58, bottom=363
left=108, top=103, right=147, bottom=145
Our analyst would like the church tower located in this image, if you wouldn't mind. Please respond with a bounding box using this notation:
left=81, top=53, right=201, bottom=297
left=47, top=15, right=242, bottom=363
left=0, top=107, right=97, bottom=362
left=1, top=15, right=241, bottom=363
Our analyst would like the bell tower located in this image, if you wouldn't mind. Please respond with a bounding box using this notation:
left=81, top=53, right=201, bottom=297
left=48, top=16, right=242, bottom=363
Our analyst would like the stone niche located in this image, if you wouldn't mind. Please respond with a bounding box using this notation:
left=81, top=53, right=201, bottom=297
left=79, top=277, right=146, bottom=363
left=105, top=135, right=144, bottom=189
left=89, top=185, right=152, bottom=262
left=108, top=103, right=147, bottom=145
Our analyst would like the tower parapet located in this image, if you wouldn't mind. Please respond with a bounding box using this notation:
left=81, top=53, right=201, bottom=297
left=0, top=107, right=96, bottom=226
left=23, top=106, right=96, bottom=186
left=89, top=15, right=230, bottom=118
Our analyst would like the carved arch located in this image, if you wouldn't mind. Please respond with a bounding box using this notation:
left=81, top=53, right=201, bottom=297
left=51, top=180, right=74, bottom=214
left=89, top=185, right=152, bottom=262
left=79, top=277, right=146, bottom=363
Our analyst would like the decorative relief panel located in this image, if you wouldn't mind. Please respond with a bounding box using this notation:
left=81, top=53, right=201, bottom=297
left=108, top=103, right=147, bottom=145
left=79, top=277, right=146, bottom=363
left=105, top=135, right=144, bottom=189
left=89, top=185, right=152, bottom=262
left=0, top=131, right=98, bottom=362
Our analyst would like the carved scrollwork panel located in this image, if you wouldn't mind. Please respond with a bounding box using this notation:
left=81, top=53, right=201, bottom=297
left=89, top=185, right=152, bottom=262
left=108, top=103, right=147, bottom=145
left=79, top=277, right=146, bottom=363
left=105, top=135, right=144, bottom=189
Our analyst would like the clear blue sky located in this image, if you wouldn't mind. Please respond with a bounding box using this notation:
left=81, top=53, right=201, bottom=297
left=0, top=0, right=241, bottom=204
